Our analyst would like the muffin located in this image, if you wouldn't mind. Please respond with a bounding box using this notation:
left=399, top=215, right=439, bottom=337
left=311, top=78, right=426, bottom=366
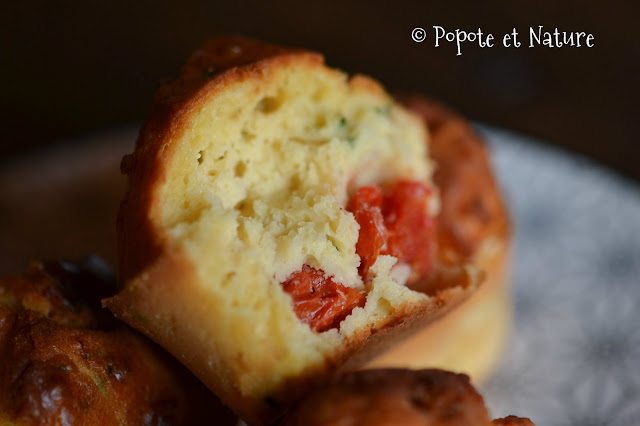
left=0, top=258, right=235, bottom=425
left=105, top=37, right=482, bottom=424
left=280, top=368, right=533, bottom=426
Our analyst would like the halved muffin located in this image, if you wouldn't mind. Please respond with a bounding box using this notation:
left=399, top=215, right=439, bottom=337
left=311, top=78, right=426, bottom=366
left=105, top=37, right=481, bottom=424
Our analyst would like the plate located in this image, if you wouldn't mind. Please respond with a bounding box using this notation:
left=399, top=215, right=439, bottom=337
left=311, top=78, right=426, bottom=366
left=478, top=126, right=640, bottom=425
left=1, top=125, right=639, bottom=425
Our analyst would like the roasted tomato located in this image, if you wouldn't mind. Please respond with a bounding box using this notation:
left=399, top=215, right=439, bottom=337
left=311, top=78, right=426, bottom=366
left=348, top=180, right=436, bottom=283
left=281, top=180, right=434, bottom=332
left=280, top=265, right=366, bottom=332
left=382, top=180, right=436, bottom=279
left=346, top=186, right=387, bottom=278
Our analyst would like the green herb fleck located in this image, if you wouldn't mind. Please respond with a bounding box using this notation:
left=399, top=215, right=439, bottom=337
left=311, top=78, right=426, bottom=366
left=336, top=116, right=356, bottom=146
left=91, top=372, right=108, bottom=398
left=375, top=104, right=392, bottom=116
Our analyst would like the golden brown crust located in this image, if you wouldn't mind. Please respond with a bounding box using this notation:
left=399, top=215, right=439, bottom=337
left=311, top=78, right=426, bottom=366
left=108, top=37, right=483, bottom=425
left=491, top=416, right=535, bottom=425
left=397, top=94, right=510, bottom=264
left=280, top=369, right=533, bottom=426
left=0, top=260, right=235, bottom=426
left=106, top=252, right=477, bottom=424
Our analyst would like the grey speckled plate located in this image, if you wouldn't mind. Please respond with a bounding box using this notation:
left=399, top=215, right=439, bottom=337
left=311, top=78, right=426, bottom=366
left=477, top=126, right=640, bottom=425
left=1, top=126, right=639, bottom=425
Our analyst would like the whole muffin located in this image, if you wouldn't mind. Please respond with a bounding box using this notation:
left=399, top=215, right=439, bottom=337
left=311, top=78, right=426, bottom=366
left=280, top=369, right=533, bottom=426
left=0, top=258, right=235, bottom=425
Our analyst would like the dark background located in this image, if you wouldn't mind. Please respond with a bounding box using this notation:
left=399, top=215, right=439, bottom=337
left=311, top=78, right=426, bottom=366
left=2, top=1, right=639, bottom=181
